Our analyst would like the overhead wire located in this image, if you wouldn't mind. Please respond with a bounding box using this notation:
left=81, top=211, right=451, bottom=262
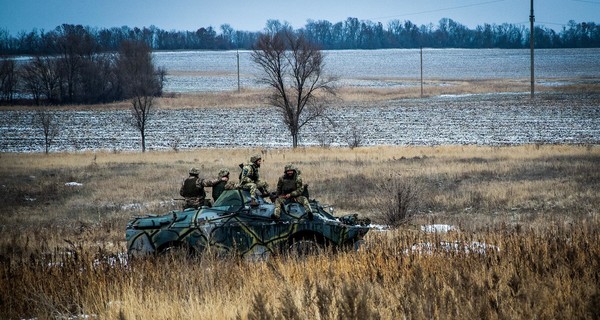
left=361, top=0, right=589, bottom=31
left=571, top=0, right=600, bottom=4
left=367, top=0, right=506, bottom=21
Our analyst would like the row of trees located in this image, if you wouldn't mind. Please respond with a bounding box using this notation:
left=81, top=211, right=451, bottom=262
left=1, top=18, right=599, bottom=55
left=0, top=25, right=165, bottom=106
left=20, top=28, right=333, bottom=151
left=1, top=25, right=165, bottom=152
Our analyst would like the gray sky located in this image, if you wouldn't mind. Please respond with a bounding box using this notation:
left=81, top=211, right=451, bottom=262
left=1, top=0, right=598, bottom=35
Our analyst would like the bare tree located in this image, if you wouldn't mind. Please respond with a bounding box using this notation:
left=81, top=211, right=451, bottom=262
left=21, top=56, right=62, bottom=104
left=252, top=30, right=336, bottom=148
left=117, top=40, right=164, bottom=152
left=131, top=95, right=154, bottom=152
left=32, top=110, right=59, bottom=154
left=0, top=58, right=18, bottom=104
left=53, top=24, right=99, bottom=103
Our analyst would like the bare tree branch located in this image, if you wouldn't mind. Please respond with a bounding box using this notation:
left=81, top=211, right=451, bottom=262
left=32, top=110, right=59, bottom=154
left=117, top=40, right=163, bottom=152
left=252, top=30, right=337, bottom=148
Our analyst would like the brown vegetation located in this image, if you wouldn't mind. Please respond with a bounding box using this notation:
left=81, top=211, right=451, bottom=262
left=3, top=77, right=599, bottom=111
left=0, top=145, right=599, bottom=319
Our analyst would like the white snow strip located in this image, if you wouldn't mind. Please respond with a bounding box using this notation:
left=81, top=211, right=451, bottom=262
left=421, top=224, right=458, bottom=233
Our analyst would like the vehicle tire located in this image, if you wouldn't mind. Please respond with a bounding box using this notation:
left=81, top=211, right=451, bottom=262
left=289, top=239, right=321, bottom=257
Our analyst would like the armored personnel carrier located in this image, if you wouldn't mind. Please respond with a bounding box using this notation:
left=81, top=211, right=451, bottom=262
left=126, top=189, right=370, bottom=259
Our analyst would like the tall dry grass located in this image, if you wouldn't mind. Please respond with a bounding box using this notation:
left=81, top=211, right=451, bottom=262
left=1, top=224, right=599, bottom=319
left=1, top=145, right=599, bottom=319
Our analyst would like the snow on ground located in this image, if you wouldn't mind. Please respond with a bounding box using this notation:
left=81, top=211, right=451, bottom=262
left=370, top=223, right=500, bottom=255
left=1, top=93, right=599, bottom=152
left=421, top=224, right=458, bottom=233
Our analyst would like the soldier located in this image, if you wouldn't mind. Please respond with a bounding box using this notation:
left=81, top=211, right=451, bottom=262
left=179, top=167, right=206, bottom=209
left=179, top=167, right=220, bottom=209
left=239, top=154, right=269, bottom=206
left=273, top=164, right=313, bottom=220
left=210, top=168, right=230, bottom=202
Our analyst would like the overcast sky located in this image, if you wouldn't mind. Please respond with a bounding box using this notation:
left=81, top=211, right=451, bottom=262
left=1, top=0, right=598, bottom=35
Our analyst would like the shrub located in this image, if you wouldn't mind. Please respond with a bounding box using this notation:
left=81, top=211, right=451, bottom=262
left=374, top=174, right=419, bottom=227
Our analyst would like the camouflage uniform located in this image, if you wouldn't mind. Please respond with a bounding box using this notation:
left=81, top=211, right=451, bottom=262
left=179, top=167, right=219, bottom=209
left=209, top=168, right=230, bottom=202
left=179, top=167, right=205, bottom=209
left=273, top=164, right=312, bottom=219
left=239, top=154, right=269, bottom=202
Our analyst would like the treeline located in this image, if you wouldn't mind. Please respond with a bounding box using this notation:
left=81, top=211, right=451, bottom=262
left=1, top=17, right=599, bottom=55
left=0, top=25, right=165, bottom=105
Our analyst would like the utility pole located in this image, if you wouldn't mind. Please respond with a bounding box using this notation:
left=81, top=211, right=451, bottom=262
left=420, top=47, right=423, bottom=98
left=237, top=49, right=240, bottom=92
left=530, top=0, right=535, bottom=98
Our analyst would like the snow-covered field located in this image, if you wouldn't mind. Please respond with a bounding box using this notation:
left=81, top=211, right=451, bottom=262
left=1, top=92, right=599, bottom=152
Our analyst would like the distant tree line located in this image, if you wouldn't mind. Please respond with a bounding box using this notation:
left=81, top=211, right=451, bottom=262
left=1, top=17, right=598, bottom=105
left=1, top=18, right=599, bottom=56
left=0, top=24, right=164, bottom=105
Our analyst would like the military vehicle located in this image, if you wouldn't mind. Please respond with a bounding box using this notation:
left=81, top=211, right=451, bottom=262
left=126, top=189, right=370, bottom=259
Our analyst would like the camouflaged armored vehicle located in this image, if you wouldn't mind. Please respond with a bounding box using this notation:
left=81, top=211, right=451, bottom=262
left=126, top=189, right=370, bottom=258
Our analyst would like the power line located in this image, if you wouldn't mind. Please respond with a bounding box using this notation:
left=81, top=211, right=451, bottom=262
left=571, top=0, right=600, bottom=4
left=536, top=21, right=570, bottom=26
left=368, top=0, right=506, bottom=21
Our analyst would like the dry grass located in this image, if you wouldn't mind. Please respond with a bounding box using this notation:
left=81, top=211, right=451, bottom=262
left=1, top=225, right=599, bottom=319
left=2, top=78, right=598, bottom=111
left=1, top=145, right=599, bottom=319
left=156, top=78, right=597, bottom=109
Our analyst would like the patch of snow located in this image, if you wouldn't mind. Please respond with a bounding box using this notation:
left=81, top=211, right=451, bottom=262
left=65, top=182, right=83, bottom=187
left=121, top=203, right=143, bottom=211
left=93, top=252, right=129, bottom=268
left=421, top=224, right=458, bottom=233
left=369, top=224, right=391, bottom=231
left=408, top=241, right=500, bottom=255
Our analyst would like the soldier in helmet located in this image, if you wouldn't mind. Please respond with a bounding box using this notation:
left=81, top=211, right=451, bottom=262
left=273, top=164, right=313, bottom=220
left=179, top=167, right=206, bottom=210
left=239, top=154, right=269, bottom=206
left=179, top=167, right=222, bottom=209
left=210, top=168, right=230, bottom=202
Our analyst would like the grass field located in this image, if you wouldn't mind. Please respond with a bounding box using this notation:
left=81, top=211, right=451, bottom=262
left=1, top=145, right=599, bottom=319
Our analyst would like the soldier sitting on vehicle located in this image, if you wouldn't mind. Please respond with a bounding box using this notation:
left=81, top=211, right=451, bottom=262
left=179, top=167, right=220, bottom=209
left=210, top=168, right=230, bottom=202
left=273, top=164, right=313, bottom=220
left=239, top=154, right=269, bottom=207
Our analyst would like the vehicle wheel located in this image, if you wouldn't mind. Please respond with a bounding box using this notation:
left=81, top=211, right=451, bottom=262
left=289, top=239, right=321, bottom=257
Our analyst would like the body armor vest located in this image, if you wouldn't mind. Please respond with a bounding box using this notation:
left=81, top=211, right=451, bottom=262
left=181, top=176, right=205, bottom=198
left=280, top=177, right=298, bottom=195
left=212, top=180, right=226, bottom=201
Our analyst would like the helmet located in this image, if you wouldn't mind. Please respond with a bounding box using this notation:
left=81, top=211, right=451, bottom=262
left=284, top=164, right=297, bottom=172
left=189, top=167, right=200, bottom=175
left=250, top=154, right=262, bottom=163
left=218, top=168, right=230, bottom=178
